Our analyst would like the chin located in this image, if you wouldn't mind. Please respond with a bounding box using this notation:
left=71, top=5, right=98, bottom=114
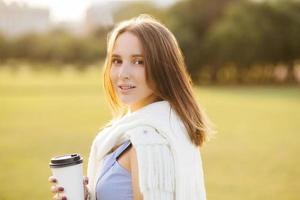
left=119, top=98, right=136, bottom=106
left=121, top=97, right=147, bottom=107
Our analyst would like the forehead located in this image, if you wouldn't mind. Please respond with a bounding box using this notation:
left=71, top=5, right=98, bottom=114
left=112, top=32, right=143, bottom=55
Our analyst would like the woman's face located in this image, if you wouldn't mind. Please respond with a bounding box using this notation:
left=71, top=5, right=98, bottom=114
left=110, top=32, right=156, bottom=111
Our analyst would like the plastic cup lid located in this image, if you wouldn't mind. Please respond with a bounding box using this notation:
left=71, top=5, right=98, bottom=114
left=49, top=153, right=83, bottom=168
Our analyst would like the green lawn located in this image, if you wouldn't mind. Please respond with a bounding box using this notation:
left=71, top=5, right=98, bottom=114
left=0, top=65, right=299, bottom=200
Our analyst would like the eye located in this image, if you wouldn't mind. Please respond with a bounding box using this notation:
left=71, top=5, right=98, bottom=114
left=132, top=58, right=144, bottom=65
left=112, top=58, right=122, bottom=65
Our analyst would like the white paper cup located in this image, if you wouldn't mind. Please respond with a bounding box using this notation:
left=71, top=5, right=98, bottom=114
left=49, top=154, right=84, bottom=200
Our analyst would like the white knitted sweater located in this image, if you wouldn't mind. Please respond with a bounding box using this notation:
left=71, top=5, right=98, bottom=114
left=87, top=101, right=206, bottom=200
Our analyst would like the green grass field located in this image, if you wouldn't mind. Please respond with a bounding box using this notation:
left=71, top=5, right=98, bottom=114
left=0, top=65, right=299, bottom=200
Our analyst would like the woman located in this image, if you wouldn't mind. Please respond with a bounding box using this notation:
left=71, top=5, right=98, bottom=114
left=49, top=14, right=213, bottom=200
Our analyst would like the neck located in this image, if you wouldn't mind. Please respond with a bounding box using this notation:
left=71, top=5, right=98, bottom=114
left=129, top=94, right=159, bottom=113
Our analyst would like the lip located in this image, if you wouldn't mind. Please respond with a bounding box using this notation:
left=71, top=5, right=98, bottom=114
left=118, top=87, right=135, bottom=94
left=118, top=84, right=136, bottom=88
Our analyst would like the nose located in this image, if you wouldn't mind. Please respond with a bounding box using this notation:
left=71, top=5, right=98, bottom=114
left=118, top=61, right=131, bottom=80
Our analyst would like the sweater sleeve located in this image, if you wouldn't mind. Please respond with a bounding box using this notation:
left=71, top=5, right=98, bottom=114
left=128, top=126, right=175, bottom=200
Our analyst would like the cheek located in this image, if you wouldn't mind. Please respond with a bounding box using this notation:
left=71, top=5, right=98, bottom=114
left=110, top=68, right=118, bottom=83
left=136, top=68, right=147, bottom=83
left=137, top=70, right=152, bottom=92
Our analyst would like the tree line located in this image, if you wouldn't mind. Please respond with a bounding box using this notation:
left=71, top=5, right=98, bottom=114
left=1, top=0, right=300, bottom=84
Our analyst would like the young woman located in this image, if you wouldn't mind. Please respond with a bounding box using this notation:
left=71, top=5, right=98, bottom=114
left=49, top=14, right=213, bottom=200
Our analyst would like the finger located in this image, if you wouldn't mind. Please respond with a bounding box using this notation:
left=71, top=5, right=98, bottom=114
left=52, top=193, right=60, bottom=200
left=51, top=185, right=64, bottom=193
left=83, top=176, right=89, bottom=185
left=84, top=184, right=89, bottom=200
left=84, top=185, right=87, bottom=193
left=51, top=186, right=58, bottom=193
left=48, top=176, right=57, bottom=183
left=52, top=193, right=67, bottom=200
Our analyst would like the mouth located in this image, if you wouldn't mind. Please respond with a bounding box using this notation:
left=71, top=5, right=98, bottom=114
left=118, top=85, right=136, bottom=92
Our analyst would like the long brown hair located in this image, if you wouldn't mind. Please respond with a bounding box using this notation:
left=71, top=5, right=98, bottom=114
left=103, top=14, right=214, bottom=147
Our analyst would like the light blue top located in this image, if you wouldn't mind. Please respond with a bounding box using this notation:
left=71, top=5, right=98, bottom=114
left=96, top=140, right=133, bottom=200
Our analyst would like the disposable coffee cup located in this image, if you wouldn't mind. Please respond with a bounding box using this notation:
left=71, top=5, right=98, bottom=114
left=49, top=153, right=84, bottom=200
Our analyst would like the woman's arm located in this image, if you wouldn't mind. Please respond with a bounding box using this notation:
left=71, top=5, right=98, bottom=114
left=129, top=147, right=144, bottom=200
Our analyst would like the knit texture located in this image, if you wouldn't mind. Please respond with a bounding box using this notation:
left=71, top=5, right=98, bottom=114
left=87, top=101, right=206, bottom=200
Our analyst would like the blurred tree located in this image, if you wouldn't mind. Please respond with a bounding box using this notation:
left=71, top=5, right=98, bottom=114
left=11, top=33, right=40, bottom=60
left=270, top=0, right=300, bottom=82
left=89, top=26, right=111, bottom=60
left=205, top=0, right=300, bottom=82
left=113, top=2, right=165, bottom=23
left=0, top=34, right=8, bottom=62
left=166, top=0, right=239, bottom=82
left=5, top=28, right=107, bottom=67
left=1, top=0, right=299, bottom=84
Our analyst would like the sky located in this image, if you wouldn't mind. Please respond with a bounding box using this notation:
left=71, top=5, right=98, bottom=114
left=3, top=0, right=175, bottom=23
left=3, top=0, right=100, bottom=23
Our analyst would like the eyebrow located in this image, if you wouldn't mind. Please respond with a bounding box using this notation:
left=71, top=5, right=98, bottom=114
left=112, top=54, right=144, bottom=58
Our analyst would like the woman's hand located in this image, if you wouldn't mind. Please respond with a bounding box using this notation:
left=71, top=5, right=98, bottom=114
left=48, top=176, right=90, bottom=200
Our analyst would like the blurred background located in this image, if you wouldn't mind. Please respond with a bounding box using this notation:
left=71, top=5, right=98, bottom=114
left=0, top=0, right=299, bottom=199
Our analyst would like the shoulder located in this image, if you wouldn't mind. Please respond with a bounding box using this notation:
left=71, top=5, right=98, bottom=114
left=127, top=125, right=175, bottom=196
left=126, top=125, right=168, bottom=146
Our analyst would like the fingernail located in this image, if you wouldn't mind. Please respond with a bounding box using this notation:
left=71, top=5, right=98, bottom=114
left=58, top=187, right=64, bottom=192
left=49, top=177, right=57, bottom=183
left=62, top=196, right=67, bottom=200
